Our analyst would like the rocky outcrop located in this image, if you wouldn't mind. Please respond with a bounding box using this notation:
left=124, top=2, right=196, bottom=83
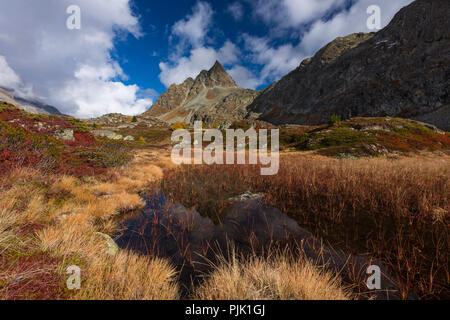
left=248, top=0, right=450, bottom=131
left=144, top=61, right=259, bottom=127
left=147, top=78, right=195, bottom=116
left=53, top=129, right=74, bottom=141
left=87, top=113, right=167, bottom=129
left=91, top=129, right=134, bottom=141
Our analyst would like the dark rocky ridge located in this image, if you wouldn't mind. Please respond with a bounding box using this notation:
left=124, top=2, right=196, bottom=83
left=248, top=0, right=450, bottom=130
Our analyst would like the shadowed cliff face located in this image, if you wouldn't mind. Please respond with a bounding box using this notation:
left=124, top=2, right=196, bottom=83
left=144, top=61, right=259, bottom=127
left=248, top=0, right=450, bottom=131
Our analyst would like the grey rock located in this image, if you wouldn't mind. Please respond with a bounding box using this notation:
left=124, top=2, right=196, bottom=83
left=228, top=191, right=265, bottom=203
left=53, top=129, right=74, bottom=141
left=92, top=130, right=123, bottom=140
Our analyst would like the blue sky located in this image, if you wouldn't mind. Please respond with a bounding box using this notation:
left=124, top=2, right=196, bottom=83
left=116, top=0, right=354, bottom=94
left=0, top=0, right=413, bottom=118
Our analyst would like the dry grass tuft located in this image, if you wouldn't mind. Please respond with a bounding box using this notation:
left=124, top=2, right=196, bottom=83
left=194, top=248, right=351, bottom=300
left=0, top=150, right=180, bottom=300
left=72, top=251, right=179, bottom=300
left=161, top=153, right=450, bottom=299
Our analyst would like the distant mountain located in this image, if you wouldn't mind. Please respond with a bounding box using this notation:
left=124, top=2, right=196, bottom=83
left=0, top=88, right=63, bottom=115
left=143, top=61, right=259, bottom=127
left=248, top=0, right=450, bottom=130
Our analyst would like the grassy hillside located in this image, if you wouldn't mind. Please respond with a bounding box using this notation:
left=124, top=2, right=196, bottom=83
left=1, top=103, right=448, bottom=300
left=279, top=117, right=450, bottom=157
left=0, top=102, right=131, bottom=176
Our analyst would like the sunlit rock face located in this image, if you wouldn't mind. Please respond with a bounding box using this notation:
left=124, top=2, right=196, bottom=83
left=143, top=61, right=259, bottom=127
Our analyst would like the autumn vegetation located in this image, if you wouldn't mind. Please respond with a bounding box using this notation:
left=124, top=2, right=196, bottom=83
left=0, top=103, right=449, bottom=300
left=160, top=154, right=449, bottom=299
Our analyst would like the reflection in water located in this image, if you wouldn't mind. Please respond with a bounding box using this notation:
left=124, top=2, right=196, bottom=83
left=115, top=194, right=403, bottom=299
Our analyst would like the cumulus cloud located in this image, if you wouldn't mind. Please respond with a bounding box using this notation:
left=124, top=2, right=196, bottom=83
left=243, top=35, right=303, bottom=81
left=56, top=64, right=151, bottom=118
left=0, top=0, right=153, bottom=117
left=244, top=0, right=414, bottom=82
left=159, top=41, right=240, bottom=87
left=228, top=66, right=263, bottom=89
left=159, top=1, right=258, bottom=89
left=297, top=0, right=414, bottom=56
left=171, top=1, right=213, bottom=51
left=0, top=56, right=22, bottom=90
left=227, top=2, right=244, bottom=21
left=253, top=0, right=346, bottom=30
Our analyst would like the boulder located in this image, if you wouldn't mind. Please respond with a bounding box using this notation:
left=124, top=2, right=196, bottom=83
left=53, top=129, right=74, bottom=141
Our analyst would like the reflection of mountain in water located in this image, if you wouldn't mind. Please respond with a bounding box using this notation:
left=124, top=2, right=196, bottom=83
left=116, top=194, right=407, bottom=299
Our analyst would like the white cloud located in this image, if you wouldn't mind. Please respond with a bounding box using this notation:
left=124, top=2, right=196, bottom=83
left=56, top=63, right=151, bottom=118
left=298, top=0, right=414, bottom=56
left=253, top=0, right=345, bottom=30
left=171, top=1, right=213, bottom=50
left=228, top=66, right=263, bottom=89
left=0, top=56, right=21, bottom=89
left=228, top=2, right=244, bottom=21
left=0, top=55, right=34, bottom=98
left=0, top=0, right=153, bottom=117
left=159, top=41, right=239, bottom=87
left=58, top=69, right=151, bottom=119
left=243, top=35, right=303, bottom=81
left=244, top=0, right=414, bottom=83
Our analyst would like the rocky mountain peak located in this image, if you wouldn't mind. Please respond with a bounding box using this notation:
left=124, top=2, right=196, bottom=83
left=193, top=60, right=238, bottom=89
left=209, top=60, right=231, bottom=79
left=143, top=61, right=258, bottom=125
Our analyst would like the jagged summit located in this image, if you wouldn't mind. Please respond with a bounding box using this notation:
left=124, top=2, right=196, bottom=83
left=144, top=61, right=257, bottom=126
left=205, top=60, right=238, bottom=88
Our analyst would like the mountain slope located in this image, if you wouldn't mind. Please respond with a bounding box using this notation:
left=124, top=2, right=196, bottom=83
left=248, top=0, right=450, bottom=130
left=144, top=61, right=259, bottom=127
left=0, top=88, right=63, bottom=115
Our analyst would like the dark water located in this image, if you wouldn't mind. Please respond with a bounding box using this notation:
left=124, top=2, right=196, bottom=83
left=115, top=194, right=405, bottom=299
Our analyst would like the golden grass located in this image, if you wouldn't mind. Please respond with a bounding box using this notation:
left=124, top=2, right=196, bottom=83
left=72, top=251, right=179, bottom=300
left=0, top=150, right=180, bottom=300
left=2, top=148, right=447, bottom=300
left=160, top=152, right=450, bottom=299
left=0, top=207, right=16, bottom=253
left=194, top=248, right=351, bottom=300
